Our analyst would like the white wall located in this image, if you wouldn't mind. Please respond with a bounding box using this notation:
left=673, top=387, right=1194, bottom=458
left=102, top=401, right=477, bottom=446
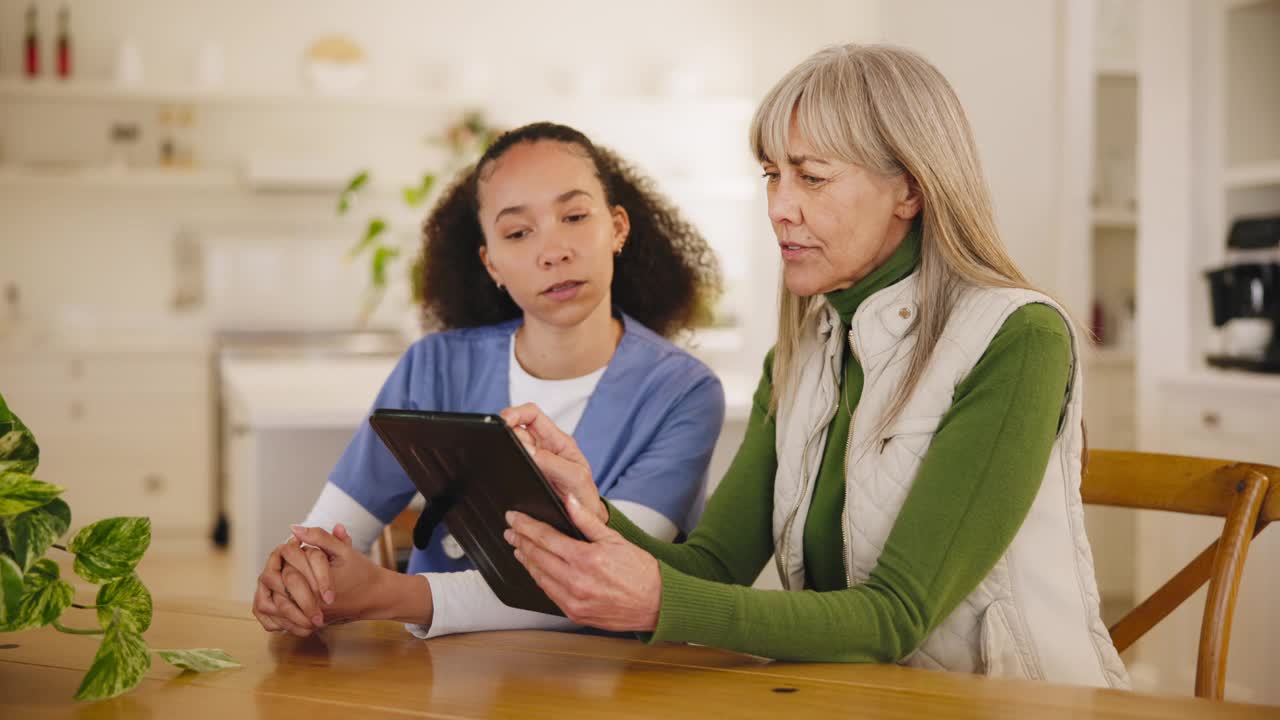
left=2, top=0, right=1076, bottom=341
left=880, top=0, right=1065, bottom=294
left=0, top=0, right=878, bottom=345
left=0, top=0, right=879, bottom=97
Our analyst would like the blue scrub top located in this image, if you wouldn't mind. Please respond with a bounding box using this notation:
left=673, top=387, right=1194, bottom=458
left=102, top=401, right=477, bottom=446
left=327, top=312, right=726, bottom=575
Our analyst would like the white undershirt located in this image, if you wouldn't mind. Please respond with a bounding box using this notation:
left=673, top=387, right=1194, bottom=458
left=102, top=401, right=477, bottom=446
left=300, top=334, right=678, bottom=639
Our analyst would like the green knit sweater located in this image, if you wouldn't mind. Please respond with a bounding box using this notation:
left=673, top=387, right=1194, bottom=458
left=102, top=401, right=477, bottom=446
left=607, top=231, right=1074, bottom=662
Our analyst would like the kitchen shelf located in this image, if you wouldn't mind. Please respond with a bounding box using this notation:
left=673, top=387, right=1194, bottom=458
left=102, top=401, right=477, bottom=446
left=1088, top=347, right=1135, bottom=368
left=0, top=78, right=458, bottom=111
left=0, top=78, right=756, bottom=116
left=1168, top=368, right=1280, bottom=394
left=1095, top=63, right=1138, bottom=79
left=1224, top=0, right=1276, bottom=11
left=0, top=165, right=240, bottom=189
left=1224, top=161, right=1280, bottom=189
left=0, top=165, right=446, bottom=193
left=1091, top=207, right=1138, bottom=230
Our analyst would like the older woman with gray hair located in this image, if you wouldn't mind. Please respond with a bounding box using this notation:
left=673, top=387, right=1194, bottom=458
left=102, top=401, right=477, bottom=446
left=500, top=44, right=1129, bottom=688
left=303, top=43, right=1131, bottom=688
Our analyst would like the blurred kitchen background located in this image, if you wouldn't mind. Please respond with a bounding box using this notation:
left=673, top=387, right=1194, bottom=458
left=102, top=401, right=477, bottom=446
left=1, top=0, right=1278, bottom=703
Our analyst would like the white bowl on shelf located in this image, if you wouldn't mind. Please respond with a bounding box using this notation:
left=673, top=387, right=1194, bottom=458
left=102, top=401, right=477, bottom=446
left=304, top=59, right=369, bottom=96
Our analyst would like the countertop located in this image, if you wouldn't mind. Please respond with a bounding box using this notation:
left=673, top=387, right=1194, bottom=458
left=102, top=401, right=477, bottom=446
left=221, top=354, right=756, bottom=431
left=220, top=355, right=397, bottom=430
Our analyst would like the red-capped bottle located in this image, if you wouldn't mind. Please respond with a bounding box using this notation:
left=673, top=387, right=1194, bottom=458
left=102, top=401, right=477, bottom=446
left=24, top=4, right=39, bottom=78
left=56, top=5, right=72, bottom=79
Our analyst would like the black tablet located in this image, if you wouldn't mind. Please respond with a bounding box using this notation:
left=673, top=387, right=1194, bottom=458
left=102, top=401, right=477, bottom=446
left=368, top=408, right=585, bottom=617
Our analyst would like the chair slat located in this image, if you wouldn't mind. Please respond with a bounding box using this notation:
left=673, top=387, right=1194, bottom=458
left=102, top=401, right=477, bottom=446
left=1084, top=449, right=1278, bottom=701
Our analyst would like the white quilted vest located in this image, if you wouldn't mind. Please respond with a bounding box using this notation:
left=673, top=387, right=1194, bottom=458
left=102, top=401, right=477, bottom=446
left=771, top=273, right=1129, bottom=688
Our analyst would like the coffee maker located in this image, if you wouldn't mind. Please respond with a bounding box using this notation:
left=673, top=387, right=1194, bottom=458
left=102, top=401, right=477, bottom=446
left=1205, top=216, right=1280, bottom=372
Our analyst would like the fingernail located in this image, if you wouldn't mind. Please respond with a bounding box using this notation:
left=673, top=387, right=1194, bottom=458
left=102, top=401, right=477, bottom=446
left=504, top=529, right=514, bottom=544
left=568, top=494, right=580, bottom=507
left=505, top=512, right=514, bottom=525
left=312, top=613, right=324, bottom=626
left=323, top=591, right=335, bottom=605
left=290, top=524, right=305, bottom=535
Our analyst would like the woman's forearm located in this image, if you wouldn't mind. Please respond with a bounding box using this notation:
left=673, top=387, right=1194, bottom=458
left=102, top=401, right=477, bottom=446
left=370, top=570, right=434, bottom=626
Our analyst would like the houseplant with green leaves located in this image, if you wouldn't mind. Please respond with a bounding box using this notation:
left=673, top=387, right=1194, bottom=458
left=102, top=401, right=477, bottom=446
left=337, top=110, right=501, bottom=324
left=0, top=391, right=240, bottom=701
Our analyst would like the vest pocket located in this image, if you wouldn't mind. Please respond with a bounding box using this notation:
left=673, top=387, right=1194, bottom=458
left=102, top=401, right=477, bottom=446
left=877, top=415, right=942, bottom=471
left=881, top=414, right=943, bottom=438
left=979, top=601, right=1032, bottom=679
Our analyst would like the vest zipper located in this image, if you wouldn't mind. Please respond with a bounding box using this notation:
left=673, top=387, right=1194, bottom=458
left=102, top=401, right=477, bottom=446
left=841, top=328, right=859, bottom=588
left=775, top=328, right=842, bottom=591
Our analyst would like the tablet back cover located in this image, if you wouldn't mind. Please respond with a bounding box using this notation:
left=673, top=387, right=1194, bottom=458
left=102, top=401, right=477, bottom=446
left=369, top=409, right=583, bottom=616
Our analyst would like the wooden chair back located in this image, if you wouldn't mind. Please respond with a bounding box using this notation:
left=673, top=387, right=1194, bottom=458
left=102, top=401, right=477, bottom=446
left=1081, top=449, right=1279, bottom=700
left=374, top=508, right=419, bottom=571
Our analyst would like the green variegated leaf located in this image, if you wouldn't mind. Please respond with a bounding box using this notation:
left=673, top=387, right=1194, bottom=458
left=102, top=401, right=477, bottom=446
left=336, top=170, right=369, bottom=215
left=0, top=553, right=22, bottom=624
left=0, top=558, right=74, bottom=631
left=0, top=431, right=39, bottom=475
left=73, top=614, right=151, bottom=701
left=96, top=573, right=152, bottom=633
left=69, top=517, right=151, bottom=584
left=401, top=173, right=436, bottom=207
left=156, top=648, right=241, bottom=673
left=0, top=473, right=63, bottom=517
left=3, top=498, right=70, bottom=571
left=0, top=393, right=39, bottom=475
left=370, top=244, right=400, bottom=288
left=347, top=217, right=387, bottom=259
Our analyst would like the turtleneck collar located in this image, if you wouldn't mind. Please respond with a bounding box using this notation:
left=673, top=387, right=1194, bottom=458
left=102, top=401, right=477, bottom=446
left=824, top=226, right=922, bottom=326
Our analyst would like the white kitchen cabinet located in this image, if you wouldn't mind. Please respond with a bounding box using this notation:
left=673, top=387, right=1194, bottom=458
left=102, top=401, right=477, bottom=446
left=219, top=355, right=397, bottom=599
left=1124, top=0, right=1280, bottom=701
left=1132, top=374, right=1280, bottom=702
left=1057, top=0, right=1143, bottom=633
left=0, top=349, right=213, bottom=534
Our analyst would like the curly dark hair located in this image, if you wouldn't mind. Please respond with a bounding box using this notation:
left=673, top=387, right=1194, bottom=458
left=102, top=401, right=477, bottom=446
left=420, top=122, right=721, bottom=338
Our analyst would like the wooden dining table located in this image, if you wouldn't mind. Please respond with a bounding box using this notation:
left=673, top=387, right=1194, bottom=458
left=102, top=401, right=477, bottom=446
left=3, top=597, right=1278, bottom=719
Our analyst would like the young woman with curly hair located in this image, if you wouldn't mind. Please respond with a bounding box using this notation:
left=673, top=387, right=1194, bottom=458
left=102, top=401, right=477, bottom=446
left=251, top=122, right=726, bottom=640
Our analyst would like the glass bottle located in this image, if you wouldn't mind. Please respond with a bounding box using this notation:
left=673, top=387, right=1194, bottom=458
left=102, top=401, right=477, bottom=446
left=56, top=5, right=72, bottom=79
left=24, top=4, right=39, bottom=78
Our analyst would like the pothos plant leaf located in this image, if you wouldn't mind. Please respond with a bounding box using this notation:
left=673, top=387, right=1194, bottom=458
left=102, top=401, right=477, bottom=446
left=0, top=390, right=240, bottom=701
left=156, top=648, right=242, bottom=673
left=0, top=472, right=63, bottom=518
left=370, top=245, right=401, bottom=288
left=0, top=553, right=22, bottom=625
left=336, top=170, right=369, bottom=215
left=0, top=392, right=39, bottom=475
left=96, top=572, right=153, bottom=634
left=401, top=173, right=436, bottom=208
left=0, top=557, right=74, bottom=632
left=74, top=611, right=152, bottom=702
left=0, top=431, right=39, bottom=476
left=68, top=517, right=151, bottom=584
left=3, top=497, right=70, bottom=572
left=347, top=217, right=387, bottom=260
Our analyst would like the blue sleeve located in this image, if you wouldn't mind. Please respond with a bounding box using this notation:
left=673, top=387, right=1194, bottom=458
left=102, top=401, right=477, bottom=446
left=327, top=344, right=428, bottom=524
left=602, top=367, right=725, bottom=534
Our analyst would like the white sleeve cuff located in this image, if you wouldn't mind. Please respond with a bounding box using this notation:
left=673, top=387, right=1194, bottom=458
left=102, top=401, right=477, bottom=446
left=404, top=569, right=578, bottom=639
left=402, top=501, right=677, bottom=640
left=609, top=499, right=679, bottom=542
left=298, top=482, right=386, bottom=555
